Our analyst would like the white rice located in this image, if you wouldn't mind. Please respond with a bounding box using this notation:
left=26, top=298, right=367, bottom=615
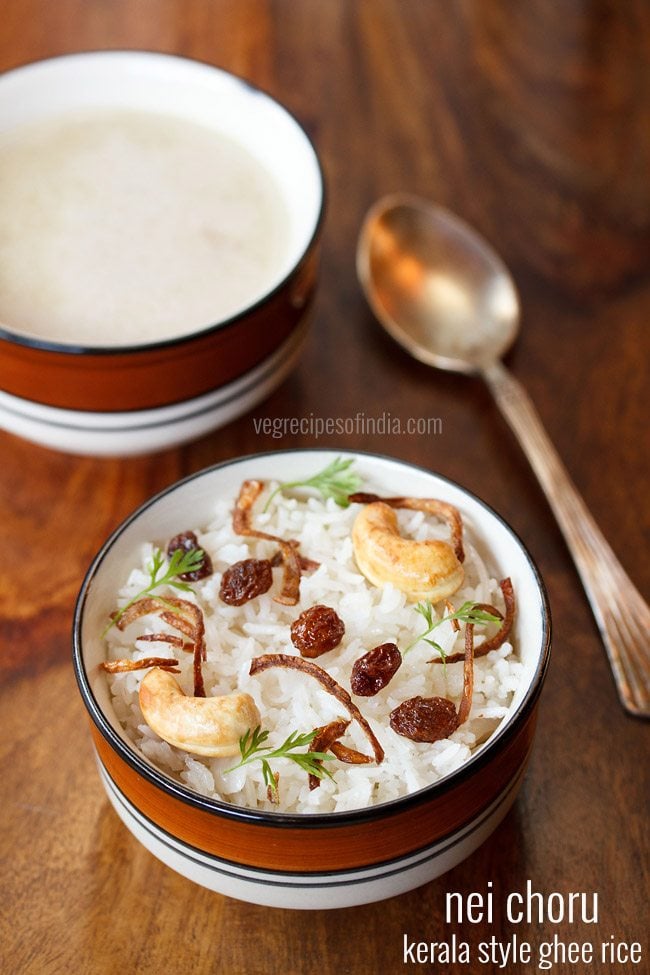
left=104, top=483, right=521, bottom=814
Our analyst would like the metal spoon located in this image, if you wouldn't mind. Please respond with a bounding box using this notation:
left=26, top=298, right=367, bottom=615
left=357, top=192, right=650, bottom=717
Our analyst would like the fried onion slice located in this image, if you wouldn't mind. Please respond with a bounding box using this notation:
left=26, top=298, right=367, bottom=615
left=307, top=719, right=375, bottom=789
left=249, top=654, right=385, bottom=764
left=349, top=492, right=464, bottom=563
left=112, top=595, right=206, bottom=697
left=232, top=479, right=265, bottom=535
left=270, top=544, right=320, bottom=573
left=272, top=542, right=302, bottom=606
left=267, top=772, right=281, bottom=805
left=232, top=479, right=303, bottom=605
left=100, top=656, right=180, bottom=674
left=430, top=577, right=515, bottom=665
left=136, top=633, right=194, bottom=652
left=456, top=622, right=475, bottom=727
left=308, top=718, right=350, bottom=790
left=329, top=742, right=374, bottom=765
left=445, top=599, right=461, bottom=632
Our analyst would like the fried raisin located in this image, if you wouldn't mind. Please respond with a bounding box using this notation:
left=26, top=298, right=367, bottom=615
left=389, top=695, right=459, bottom=742
left=219, top=558, right=273, bottom=605
left=167, top=531, right=213, bottom=581
left=290, top=604, right=345, bottom=658
left=350, top=642, right=402, bottom=696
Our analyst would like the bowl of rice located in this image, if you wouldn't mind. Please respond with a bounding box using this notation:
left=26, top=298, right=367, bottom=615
left=73, top=449, right=550, bottom=909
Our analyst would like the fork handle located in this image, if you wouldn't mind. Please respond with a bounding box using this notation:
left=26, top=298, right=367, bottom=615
left=483, top=359, right=650, bottom=717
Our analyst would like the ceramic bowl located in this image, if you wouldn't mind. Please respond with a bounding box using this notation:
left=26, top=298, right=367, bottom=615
left=0, top=52, right=324, bottom=454
left=73, top=450, right=551, bottom=909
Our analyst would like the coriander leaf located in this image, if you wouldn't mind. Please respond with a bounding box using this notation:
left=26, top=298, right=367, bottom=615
left=102, top=546, right=205, bottom=637
left=403, top=599, right=501, bottom=657
left=423, top=638, right=444, bottom=654
left=423, top=637, right=447, bottom=675
left=463, top=605, right=505, bottom=625
left=238, top=725, right=270, bottom=762
left=414, top=600, right=434, bottom=628
left=225, top=725, right=335, bottom=791
left=263, top=457, right=362, bottom=511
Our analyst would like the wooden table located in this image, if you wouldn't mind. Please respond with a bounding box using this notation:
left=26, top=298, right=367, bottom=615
left=2, top=3, right=648, bottom=973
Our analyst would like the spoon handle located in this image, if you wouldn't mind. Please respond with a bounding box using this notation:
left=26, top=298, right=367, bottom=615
left=483, top=359, right=650, bottom=717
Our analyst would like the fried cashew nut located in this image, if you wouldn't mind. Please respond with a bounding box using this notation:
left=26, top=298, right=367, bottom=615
left=139, top=667, right=260, bottom=758
left=351, top=501, right=464, bottom=602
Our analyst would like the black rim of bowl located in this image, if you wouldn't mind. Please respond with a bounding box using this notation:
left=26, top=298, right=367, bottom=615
left=72, top=447, right=552, bottom=829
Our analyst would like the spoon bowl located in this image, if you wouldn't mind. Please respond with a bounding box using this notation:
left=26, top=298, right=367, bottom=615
left=357, top=193, right=650, bottom=717
left=357, top=194, right=520, bottom=373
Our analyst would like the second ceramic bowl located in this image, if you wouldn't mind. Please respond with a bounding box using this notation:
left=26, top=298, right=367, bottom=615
left=0, top=52, right=324, bottom=453
left=73, top=450, right=551, bottom=908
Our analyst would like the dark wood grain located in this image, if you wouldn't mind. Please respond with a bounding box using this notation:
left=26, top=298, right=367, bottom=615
left=1, top=2, right=648, bottom=973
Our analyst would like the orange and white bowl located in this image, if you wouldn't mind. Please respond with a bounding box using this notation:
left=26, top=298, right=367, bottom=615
left=0, top=53, right=324, bottom=454
left=73, top=450, right=550, bottom=908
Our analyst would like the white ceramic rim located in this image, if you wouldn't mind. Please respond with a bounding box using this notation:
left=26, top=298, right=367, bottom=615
left=73, top=449, right=551, bottom=823
left=0, top=320, right=308, bottom=455
left=0, top=50, right=324, bottom=352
